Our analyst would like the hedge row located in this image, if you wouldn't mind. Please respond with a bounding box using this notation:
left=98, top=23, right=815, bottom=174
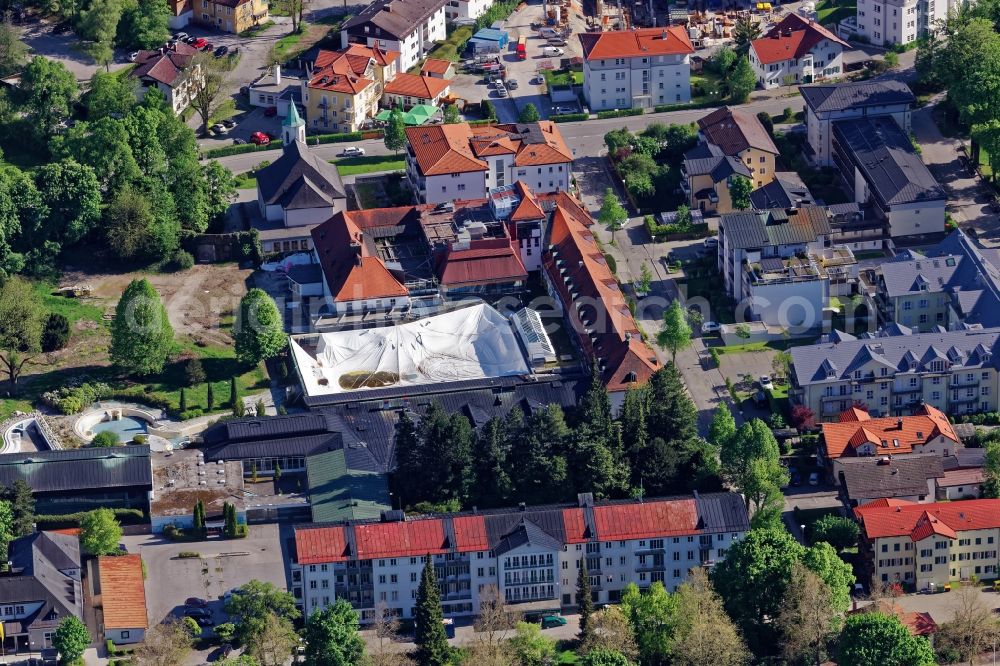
left=312, top=131, right=365, bottom=145
left=550, top=113, right=589, bottom=123
left=596, top=108, right=645, bottom=119
left=644, top=216, right=711, bottom=240
left=35, top=508, right=147, bottom=529
left=202, top=141, right=280, bottom=159
left=653, top=99, right=721, bottom=114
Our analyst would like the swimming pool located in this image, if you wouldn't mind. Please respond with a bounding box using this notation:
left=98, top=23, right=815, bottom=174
left=89, top=415, right=149, bottom=442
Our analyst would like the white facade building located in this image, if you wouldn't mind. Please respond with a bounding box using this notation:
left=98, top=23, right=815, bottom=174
left=749, top=14, right=850, bottom=89
left=340, top=0, right=447, bottom=71
left=579, top=27, right=695, bottom=111
left=854, top=0, right=957, bottom=46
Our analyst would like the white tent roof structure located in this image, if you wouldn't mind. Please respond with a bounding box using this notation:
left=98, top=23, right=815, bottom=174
left=290, top=304, right=532, bottom=397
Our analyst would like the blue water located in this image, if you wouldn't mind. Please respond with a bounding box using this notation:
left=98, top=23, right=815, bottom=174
left=90, top=416, right=149, bottom=441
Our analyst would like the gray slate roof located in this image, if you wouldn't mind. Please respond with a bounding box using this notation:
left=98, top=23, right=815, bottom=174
left=800, top=80, right=914, bottom=113
left=721, top=205, right=831, bottom=250
left=791, top=326, right=1000, bottom=386
left=832, top=116, right=945, bottom=207
left=1, top=532, right=82, bottom=635
left=749, top=173, right=816, bottom=210
left=492, top=518, right=564, bottom=556
left=837, top=453, right=944, bottom=502
left=256, top=141, right=346, bottom=209
left=0, top=445, right=151, bottom=494
left=342, top=0, right=448, bottom=41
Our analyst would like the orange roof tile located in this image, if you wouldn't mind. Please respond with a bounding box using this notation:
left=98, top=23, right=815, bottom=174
left=593, top=499, right=699, bottom=540
left=296, top=526, right=350, bottom=564
left=354, top=520, right=448, bottom=559
left=822, top=404, right=960, bottom=459
left=510, top=182, right=545, bottom=221
left=309, top=47, right=381, bottom=94
left=579, top=26, right=695, bottom=61
left=839, top=406, right=871, bottom=422
left=344, top=42, right=400, bottom=66
left=751, top=13, right=849, bottom=65
left=421, top=58, right=453, bottom=75
left=856, top=499, right=1000, bottom=541
left=437, top=238, right=528, bottom=287
left=452, top=515, right=489, bottom=551
left=383, top=73, right=451, bottom=99
left=98, top=555, right=148, bottom=630
left=405, top=123, right=488, bottom=176
left=562, top=508, right=590, bottom=543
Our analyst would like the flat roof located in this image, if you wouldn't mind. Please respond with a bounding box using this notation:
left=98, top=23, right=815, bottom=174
left=150, top=449, right=245, bottom=519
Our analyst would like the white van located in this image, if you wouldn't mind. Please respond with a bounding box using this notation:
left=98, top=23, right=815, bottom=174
left=542, top=46, right=564, bottom=57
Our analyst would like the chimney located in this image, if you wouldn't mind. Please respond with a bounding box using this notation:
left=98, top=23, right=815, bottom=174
left=518, top=502, right=526, bottom=512
left=897, top=418, right=904, bottom=429
left=275, top=64, right=281, bottom=86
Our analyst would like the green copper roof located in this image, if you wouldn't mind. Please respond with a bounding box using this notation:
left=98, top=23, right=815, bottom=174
left=283, top=102, right=304, bottom=128
left=306, top=449, right=391, bottom=523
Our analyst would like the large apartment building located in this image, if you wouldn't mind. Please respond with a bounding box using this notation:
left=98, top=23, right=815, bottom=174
left=291, top=493, right=750, bottom=621
left=854, top=0, right=957, bottom=46
left=303, top=45, right=400, bottom=134
left=578, top=27, right=695, bottom=112
left=856, top=498, right=1000, bottom=587
left=790, top=326, right=1000, bottom=420
left=749, top=13, right=849, bottom=89
left=340, top=0, right=447, bottom=71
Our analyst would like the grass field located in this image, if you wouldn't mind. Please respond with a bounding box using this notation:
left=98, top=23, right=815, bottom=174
left=334, top=154, right=406, bottom=176
left=815, top=0, right=857, bottom=24
left=691, top=71, right=725, bottom=104
left=542, top=68, right=584, bottom=87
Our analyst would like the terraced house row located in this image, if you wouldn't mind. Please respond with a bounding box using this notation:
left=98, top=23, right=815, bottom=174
left=291, top=492, right=749, bottom=622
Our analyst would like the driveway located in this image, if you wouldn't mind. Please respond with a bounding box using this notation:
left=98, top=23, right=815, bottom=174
left=20, top=19, right=132, bottom=81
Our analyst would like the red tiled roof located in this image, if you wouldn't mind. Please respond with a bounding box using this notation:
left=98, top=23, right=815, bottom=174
left=296, top=526, right=350, bottom=564
left=405, top=123, right=488, bottom=176
left=579, top=26, right=695, bottom=61
left=822, top=404, right=960, bottom=459
left=421, top=58, right=453, bottom=75
left=345, top=42, right=400, bottom=66
left=839, top=406, right=871, bottom=422
left=698, top=106, right=779, bottom=156
left=542, top=202, right=658, bottom=391
left=354, top=520, right=448, bottom=559
left=511, top=182, right=545, bottom=221
left=98, top=555, right=148, bottom=630
left=593, top=499, right=699, bottom=540
left=562, top=508, right=589, bottom=543
left=131, top=49, right=194, bottom=87
left=452, top=515, right=489, bottom=551
left=308, top=46, right=389, bottom=94
left=437, top=238, right=528, bottom=287
left=859, top=498, right=913, bottom=509
left=849, top=601, right=938, bottom=637
left=751, top=13, right=849, bottom=65
left=480, top=122, right=573, bottom=166
left=407, top=122, right=572, bottom=177
left=383, top=73, right=451, bottom=99
left=856, top=499, right=1000, bottom=540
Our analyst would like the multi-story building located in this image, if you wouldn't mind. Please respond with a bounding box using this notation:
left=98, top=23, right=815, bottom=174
left=382, top=72, right=452, bottom=110
left=340, top=0, right=447, bottom=72
left=790, top=325, right=1000, bottom=420
left=855, top=498, right=1000, bottom=587
left=801, top=80, right=914, bottom=167
left=443, top=0, right=490, bottom=21
left=876, top=229, right=1000, bottom=332
left=193, top=0, right=268, bottom=34
left=291, top=492, right=750, bottom=621
left=129, top=42, right=203, bottom=115
left=579, top=27, right=695, bottom=112
left=831, top=116, right=946, bottom=238
left=855, top=0, right=956, bottom=46
left=405, top=122, right=572, bottom=205
left=749, top=13, right=849, bottom=89
left=304, top=45, right=400, bottom=133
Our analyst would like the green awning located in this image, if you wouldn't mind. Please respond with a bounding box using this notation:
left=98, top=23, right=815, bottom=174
left=374, top=105, right=441, bottom=125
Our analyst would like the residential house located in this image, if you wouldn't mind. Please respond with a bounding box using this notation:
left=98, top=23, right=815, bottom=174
left=716, top=206, right=859, bottom=330
left=801, top=80, right=914, bottom=167
left=444, top=0, right=491, bottom=22
left=421, top=58, right=454, bottom=78
left=855, top=498, right=1000, bottom=587
left=291, top=492, right=750, bottom=621
left=680, top=143, right=752, bottom=215
left=821, top=404, right=962, bottom=460
left=855, top=0, right=955, bottom=46
left=835, top=453, right=945, bottom=507
left=96, top=555, right=147, bottom=645
left=749, top=13, right=849, bottom=89
left=579, top=27, right=695, bottom=112
left=382, top=72, right=451, bottom=110
left=936, top=467, right=984, bottom=500
left=340, top=0, right=447, bottom=72
left=193, top=0, right=268, bottom=34
left=255, top=111, right=347, bottom=251
left=249, top=65, right=303, bottom=118
left=0, top=532, right=82, bottom=654
left=129, top=42, right=203, bottom=115
left=542, top=195, right=660, bottom=408
left=167, top=0, right=193, bottom=28
left=749, top=172, right=816, bottom=210
left=832, top=116, right=946, bottom=238
left=789, top=325, right=1000, bottom=420
left=405, top=122, right=573, bottom=205
left=304, top=44, right=400, bottom=133
left=876, top=229, right=1000, bottom=332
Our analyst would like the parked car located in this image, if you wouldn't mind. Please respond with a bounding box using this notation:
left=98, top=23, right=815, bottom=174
left=185, top=597, right=208, bottom=608
left=808, top=472, right=820, bottom=486
left=201, top=42, right=214, bottom=52
left=263, top=106, right=278, bottom=117
left=211, top=123, right=228, bottom=134
left=174, top=31, right=189, bottom=41
left=214, top=45, right=229, bottom=57
left=338, top=146, right=365, bottom=157
left=184, top=35, right=198, bottom=44
left=541, top=615, right=567, bottom=629
left=222, top=118, right=237, bottom=129
left=233, top=137, right=247, bottom=145
left=703, top=236, right=718, bottom=249
left=759, top=375, right=774, bottom=390
left=191, top=37, right=208, bottom=49
left=496, top=86, right=509, bottom=97
left=506, top=78, right=518, bottom=89
left=701, top=321, right=720, bottom=335
left=542, top=46, right=565, bottom=57
left=184, top=608, right=211, bottom=619
left=547, top=37, right=567, bottom=46
left=539, top=27, right=558, bottom=38
left=250, top=131, right=270, bottom=145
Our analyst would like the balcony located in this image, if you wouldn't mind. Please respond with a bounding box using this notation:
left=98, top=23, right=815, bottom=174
left=951, top=376, right=980, bottom=388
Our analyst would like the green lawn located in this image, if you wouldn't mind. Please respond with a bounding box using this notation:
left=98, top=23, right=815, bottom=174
left=333, top=154, right=406, bottom=176
left=717, top=339, right=812, bottom=354
left=234, top=171, right=257, bottom=189
left=144, top=341, right=269, bottom=413
left=542, top=68, right=584, bottom=87
left=691, top=71, right=725, bottom=104
left=815, top=0, right=857, bottom=24
left=425, top=24, right=474, bottom=63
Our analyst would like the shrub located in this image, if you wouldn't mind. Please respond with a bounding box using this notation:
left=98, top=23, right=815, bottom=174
left=596, top=108, right=644, bottom=119
left=202, top=141, right=278, bottom=159
left=178, top=408, right=205, bottom=421
left=172, top=249, right=195, bottom=270
left=132, top=434, right=147, bottom=444
left=791, top=404, right=816, bottom=430
left=604, top=253, right=617, bottom=274
left=550, top=112, right=589, bottom=123
left=41, top=313, right=71, bottom=353
left=185, top=358, right=206, bottom=386
left=91, top=431, right=120, bottom=448
left=312, top=131, right=365, bottom=145
left=480, top=99, right=497, bottom=121
left=34, top=508, right=145, bottom=529
left=41, top=382, right=173, bottom=415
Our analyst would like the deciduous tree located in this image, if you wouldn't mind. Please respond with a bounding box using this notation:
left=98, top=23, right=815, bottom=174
left=657, top=300, right=692, bottom=363
left=0, top=277, right=44, bottom=388
left=246, top=612, right=298, bottom=666
left=79, top=507, right=123, bottom=555
left=518, top=103, right=540, bottom=123
left=581, top=606, right=638, bottom=661
left=133, top=619, right=193, bottom=666
left=836, top=613, right=936, bottom=666
left=0, top=13, right=27, bottom=77
left=109, top=278, right=173, bottom=376
left=777, top=563, right=838, bottom=666
left=190, top=53, right=231, bottom=136
left=809, top=515, right=860, bottom=552
left=509, top=622, right=556, bottom=666
left=728, top=174, right=754, bottom=209
left=53, top=616, right=91, bottom=664
left=934, top=584, right=1000, bottom=664
left=598, top=188, right=628, bottom=232
left=18, top=56, right=77, bottom=140
left=384, top=109, right=406, bottom=153
left=708, top=404, right=737, bottom=449
left=224, top=580, right=300, bottom=647
left=671, top=569, right=748, bottom=666
left=302, top=599, right=365, bottom=666
left=0, top=499, right=12, bottom=561
left=117, top=0, right=171, bottom=49
left=234, top=288, right=286, bottom=365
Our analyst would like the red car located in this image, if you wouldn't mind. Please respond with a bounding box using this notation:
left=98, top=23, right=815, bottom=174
left=250, top=131, right=270, bottom=146
left=192, top=37, right=208, bottom=49
left=263, top=106, right=278, bottom=117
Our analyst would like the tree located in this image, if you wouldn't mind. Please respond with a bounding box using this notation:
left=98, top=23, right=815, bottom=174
left=934, top=584, right=1000, bottom=665
left=728, top=174, right=753, bottom=210
left=92, top=431, right=120, bottom=448
left=728, top=57, right=757, bottom=104
left=414, top=559, right=450, bottom=666
left=984, top=440, right=1000, bottom=498
left=384, top=109, right=406, bottom=153
left=443, top=104, right=460, bottom=124
left=371, top=601, right=404, bottom=666
left=733, top=15, right=762, bottom=54
left=182, top=616, right=202, bottom=638
left=777, top=563, right=838, bottom=666
left=932, top=19, right=1000, bottom=127
left=117, top=0, right=171, bottom=49
left=657, top=300, right=692, bottom=363
left=712, top=527, right=805, bottom=654
left=791, top=404, right=816, bottom=431
left=470, top=417, right=511, bottom=508
left=224, top=580, right=300, bottom=646
left=223, top=501, right=237, bottom=537
left=0, top=499, right=11, bottom=561
left=0, top=14, right=27, bottom=77
left=184, top=358, right=206, bottom=386
left=179, top=386, right=187, bottom=412
left=192, top=499, right=204, bottom=532
left=207, top=382, right=215, bottom=410
left=86, top=70, right=136, bottom=120
left=771, top=350, right=791, bottom=383
left=578, top=560, right=594, bottom=642
left=637, top=262, right=653, bottom=294
left=246, top=612, right=299, bottom=666
left=80, top=507, right=123, bottom=555
left=53, top=616, right=91, bottom=664
left=598, top=188, right=628, bottom=232
left=471, top=585, right=517, bottom=666
left=9, top=479, right=35, bottom=537
left=78, top=0, right=123, bottom=70
left=671, top=569, right=748, bottom=666
left=581, top=649, right=634, bottom=666
left=509, top=622, right=556, bottom=666
left=190, top=53, right=231, bottom=136
left=302, top=599, right=365, bottom=666
left=41, top=312, right=70, bottom=352
left=133, top=619, right=193, bottom=666
left=110, top=278, right=173, bottom=376
left=884, top=50, right=899, bottom=69
left=619, top=582, right=674, bottom=664
left=709, top=45, right=737, bottom=74
left=104, top=185, right=178, bottom=263
left=0, top=277, right=45, bottom=388
left=721, top=419, right=788, bottom=522
left=708, top=405, right=737, bottom=449
left=18, top=56, right=77, bottom=140
left=581, top=606, right=638, bottom=661
left=837, top=613, right=936, bottom=666
left=234, top=288, right=286, bottom=365
left=810, top=515, right=860, bottom=552
left=203, top=160, right=237, bottom=229
left=230, top=376, right=239, bottom=408
left=518, top=103, right=540, bottom=123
